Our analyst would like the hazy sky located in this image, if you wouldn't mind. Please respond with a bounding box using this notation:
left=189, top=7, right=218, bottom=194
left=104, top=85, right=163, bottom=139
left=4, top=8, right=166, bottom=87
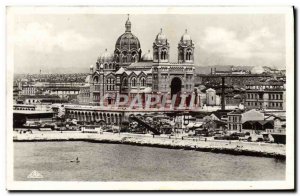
left=13, top=14, right=286, bottom=74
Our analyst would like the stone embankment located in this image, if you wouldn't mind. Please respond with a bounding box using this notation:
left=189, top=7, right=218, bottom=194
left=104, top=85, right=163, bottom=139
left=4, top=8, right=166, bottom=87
left=13, top=131, right=286, bottom=159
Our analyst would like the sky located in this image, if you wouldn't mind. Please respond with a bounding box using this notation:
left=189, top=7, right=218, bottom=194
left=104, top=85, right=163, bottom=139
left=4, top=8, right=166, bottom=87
left=12, top=14, right=286, bottom=74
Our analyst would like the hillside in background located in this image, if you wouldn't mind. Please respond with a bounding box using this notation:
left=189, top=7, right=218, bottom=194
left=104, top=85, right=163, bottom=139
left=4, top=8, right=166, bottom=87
left=194, top=65, right=254, bottom=74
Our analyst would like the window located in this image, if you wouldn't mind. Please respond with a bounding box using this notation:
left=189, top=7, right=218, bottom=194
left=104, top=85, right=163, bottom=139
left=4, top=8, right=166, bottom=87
left=93, top=76, right=99, bottom=83
left=186, top=49, right=192, bottom=60
left=161, top=48, right=167, bottom=60
left=131, top=77, right=137, bottom=87
left=122, top=78, right=128, bottom=87
left=131, top=52, right=137, bottom=62
left=122, top=52, right=127, bottom=63
left=140, top=77, right=146, bottom=87
left=107, top=97, right=112, bottom=105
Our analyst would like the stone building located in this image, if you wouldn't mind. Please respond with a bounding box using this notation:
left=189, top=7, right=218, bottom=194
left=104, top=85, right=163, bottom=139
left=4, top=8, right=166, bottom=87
left=206, top=88, right=216, bottom=106
left=81, top=15, right=197, bottom=107
left=244, top=80, right=286, bottom=110
left=227, top=109, right=264, bottom=132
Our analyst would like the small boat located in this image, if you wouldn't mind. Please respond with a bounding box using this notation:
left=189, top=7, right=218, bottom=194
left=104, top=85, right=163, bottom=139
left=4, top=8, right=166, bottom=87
left=70, top=157, right=80, bottom=163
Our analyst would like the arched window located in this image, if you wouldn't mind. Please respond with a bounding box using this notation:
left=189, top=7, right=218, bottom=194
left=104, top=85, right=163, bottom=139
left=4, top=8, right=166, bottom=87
left=161, top=48, right=167, bottom=60
left=93, top=76, right=99, bottom=83
left=131, top=77, right=137, bottom=87
left=122, top=52, right=127, bottom=63
left=154, top=49, right=159, bottom=60
left=179, top=50, right=184, bottom=61
left=122, top=78, right=128, bottom=87
left=186, top=49, right=192, bottom=60
left=140, top=77, right=146, bottom=87
left=106, top=79, right=109, bottom=90
left=107, top=97, right=112, bottom=105
left=132, top=52, right=137, bottom=62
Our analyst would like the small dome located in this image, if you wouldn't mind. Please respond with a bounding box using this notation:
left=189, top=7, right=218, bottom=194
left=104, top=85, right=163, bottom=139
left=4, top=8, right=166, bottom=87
left=181, top=29, right=192, bottom=41
left=90, top=65, right=94, bottom=69
left=85, top=75, right=90, bottom=83
left=155, top=28, right=167, bottom=44
left=142, top=50, right=153, bottom=61
left=99, top=49, right=114, bottom=63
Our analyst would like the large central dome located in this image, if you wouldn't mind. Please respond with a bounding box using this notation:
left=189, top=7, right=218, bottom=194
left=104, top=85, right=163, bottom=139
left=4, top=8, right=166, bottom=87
left=114, top=15, right=142, bottom=66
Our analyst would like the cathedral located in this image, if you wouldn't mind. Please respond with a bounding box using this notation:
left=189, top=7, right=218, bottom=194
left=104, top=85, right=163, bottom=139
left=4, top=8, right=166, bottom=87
left=80, top=15, right=196, bottom=106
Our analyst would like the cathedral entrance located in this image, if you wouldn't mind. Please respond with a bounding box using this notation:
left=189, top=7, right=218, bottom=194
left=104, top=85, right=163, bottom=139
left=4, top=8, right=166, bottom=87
left=171, top=77, right=182, bottom=95
left=171, top=77, right=182, bottom=107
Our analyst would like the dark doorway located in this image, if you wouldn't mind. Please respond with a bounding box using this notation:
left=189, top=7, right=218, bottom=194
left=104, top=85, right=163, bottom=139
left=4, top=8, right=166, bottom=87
left=171, top=77, right=182, bottom=107
left=171, top=77, right=182, bottom=95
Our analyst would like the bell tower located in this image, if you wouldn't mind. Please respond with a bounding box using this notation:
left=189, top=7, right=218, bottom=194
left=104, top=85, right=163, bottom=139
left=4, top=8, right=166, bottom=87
left=153, top=28, right=170, bottom=63
left=178, top=29, right=194, bottom=64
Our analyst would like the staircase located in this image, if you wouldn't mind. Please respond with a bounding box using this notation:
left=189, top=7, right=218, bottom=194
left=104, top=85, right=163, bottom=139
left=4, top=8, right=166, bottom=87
left=129, top=116, right=160, bottom=135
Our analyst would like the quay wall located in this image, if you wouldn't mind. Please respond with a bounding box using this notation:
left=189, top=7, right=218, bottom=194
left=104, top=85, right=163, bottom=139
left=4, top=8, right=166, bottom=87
left=13, top=132, right=286, bottom=159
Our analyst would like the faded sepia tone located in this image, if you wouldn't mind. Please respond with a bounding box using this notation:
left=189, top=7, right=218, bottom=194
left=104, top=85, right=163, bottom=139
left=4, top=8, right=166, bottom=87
left=7, top=6, right=294, bottom=190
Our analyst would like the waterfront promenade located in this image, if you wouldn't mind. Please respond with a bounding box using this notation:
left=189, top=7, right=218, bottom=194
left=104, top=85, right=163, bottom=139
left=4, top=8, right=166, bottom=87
left=13, top=131, right=285, bottom=159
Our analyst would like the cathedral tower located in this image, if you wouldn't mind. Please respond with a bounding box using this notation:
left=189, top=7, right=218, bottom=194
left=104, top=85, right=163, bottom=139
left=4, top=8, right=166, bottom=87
left=153, top=28, right=170, bottom=63
left=178, top=29, right=194, bottom=64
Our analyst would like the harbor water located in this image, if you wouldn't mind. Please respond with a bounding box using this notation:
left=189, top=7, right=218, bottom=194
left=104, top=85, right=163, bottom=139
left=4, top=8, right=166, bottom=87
left=14, top=142, right=285, bottom=181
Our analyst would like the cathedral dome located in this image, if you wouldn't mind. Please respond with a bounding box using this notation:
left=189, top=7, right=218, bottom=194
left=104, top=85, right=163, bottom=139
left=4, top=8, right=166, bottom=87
left=142, top=50, right=153, bottom=61
left=115, top=32, right=141, bottom=51
left=114, top=15, right=142, bottom=65
left=115, top=15, right=141, bottom=52
left=99, top=49, right=114, bottom=63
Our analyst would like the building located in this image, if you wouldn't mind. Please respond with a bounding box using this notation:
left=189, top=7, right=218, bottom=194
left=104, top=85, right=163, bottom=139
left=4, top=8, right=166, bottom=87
left=13, top=110, right=55, bottom=128
left=211, top=66, right=251, bottom=75
left=20, top=84, right=37, bottom=95
left=242, top=120, right=274, bottom=132
left=227, top=109, right=264, bottom=132
left=13, top=81, right=21, bottom=101
left=244, top=80, right=286, bottom=110
left=273, top=116, right=286, bottom=133
left=78, top=83, right=91, bottom=105
left=49, top=87, right=80, bottom=99
left=82, top=15, right=196, bottom=107
left=17, top=95, right=66, bottom=111
left=13, top=104, right=36, bottom=111
left=206, top=88, right=216, bottom=106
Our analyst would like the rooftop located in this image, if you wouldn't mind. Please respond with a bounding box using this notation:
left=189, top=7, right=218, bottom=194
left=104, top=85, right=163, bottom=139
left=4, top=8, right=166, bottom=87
left=13, top=110, right=54, bottom=115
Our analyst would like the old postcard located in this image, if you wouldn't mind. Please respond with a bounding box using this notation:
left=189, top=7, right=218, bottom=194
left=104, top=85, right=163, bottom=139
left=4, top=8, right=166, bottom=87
left=6, top=6, right=294, bottom=190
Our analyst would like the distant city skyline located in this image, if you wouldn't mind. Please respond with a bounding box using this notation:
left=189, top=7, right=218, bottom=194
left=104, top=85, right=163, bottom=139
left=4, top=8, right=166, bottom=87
left=13, top=14, right=286, bottom=74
